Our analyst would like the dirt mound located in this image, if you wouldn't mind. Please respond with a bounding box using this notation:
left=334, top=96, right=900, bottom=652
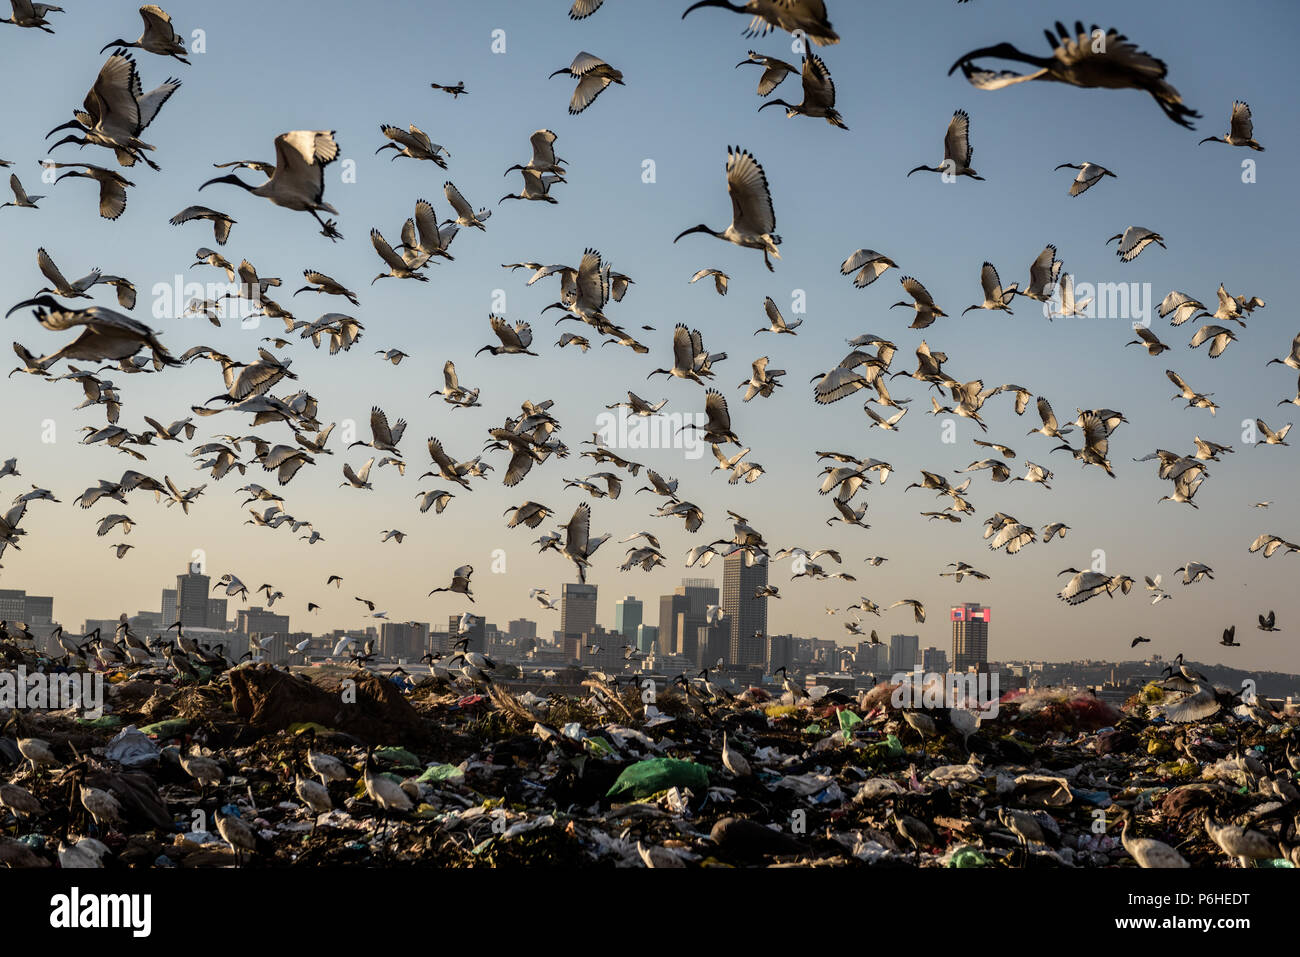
left=228, top=664, right=428, bottom=746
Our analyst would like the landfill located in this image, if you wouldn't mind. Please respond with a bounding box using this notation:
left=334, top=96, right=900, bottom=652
left=1, top=654, right=1298, bottom=869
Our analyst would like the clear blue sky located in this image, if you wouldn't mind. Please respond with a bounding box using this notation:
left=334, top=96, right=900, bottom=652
left=1, top=0, right=1297, bottom=672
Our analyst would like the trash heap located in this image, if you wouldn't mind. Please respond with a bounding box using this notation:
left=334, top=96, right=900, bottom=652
left=2, top=659, right=1298, bottom=869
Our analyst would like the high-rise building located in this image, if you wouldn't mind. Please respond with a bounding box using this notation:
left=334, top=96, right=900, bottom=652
left=613, top=596, right=642, bottom=641
left=0, top=589, right=54, bottom=626
left=380, top=620, right=428, bottom=660
left=560, top=583, right=598, bottom=639
left=176, top=563, right=211, bottom=629
left=260, top=632, right=293, bottom=667
left=696, top=622, right=730, bottom=671
left=160, top=588, right=177, bottom=626
left=675, top=579, right=718, bottom=661
left=578, top=626, right=620, bottom=669
left=449, top=613, right=486, bottom=653
left=766, top=633, right=793, bottom=673
left=657, top=593, right=688, bottom=655
left=889, top=634, right=919, bottom=673
left=0, top=590, right=25, bottom=621
left=507, top=619, right=537, bottom=642
left=23, top=594, right=53, bottom=624
left=857, top=641, right=889, bottom=675
left=236, top=605, right=289, bottom=640
left=635, top=623, right=658, bottom=654
left=722, top=553, right=767, bottom=667
left=952, top=603, right=991, bottom=672
left=206, top=598, right=228, bottom=630
left=922, top=647, right=949, bottom=673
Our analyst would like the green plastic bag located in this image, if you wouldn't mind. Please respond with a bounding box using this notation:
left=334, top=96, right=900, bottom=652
left=949, top=846, right=988, bottom=868
left=76, top=715, right=122, bottom=730
left=140, top=718, right=190, bottom=738
left=372, top=746, right=419, bottom=767
left=838, top=709, right=862, bottom=733
left=417, top=763, right=465, bottom=783
left=606, top=758, right=709, bottom=800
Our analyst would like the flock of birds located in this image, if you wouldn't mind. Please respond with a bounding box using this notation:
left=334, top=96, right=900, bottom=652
left=0, top=1, right=1293, bottom=686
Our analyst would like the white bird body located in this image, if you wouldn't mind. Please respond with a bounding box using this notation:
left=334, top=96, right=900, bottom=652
left=675, top=147, right=781, bottom=271
left=201, top=131, right=342, bottom=239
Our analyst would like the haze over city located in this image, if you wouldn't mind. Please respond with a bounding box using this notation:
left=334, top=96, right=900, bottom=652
left=0, top=0, right=1296, bottom=676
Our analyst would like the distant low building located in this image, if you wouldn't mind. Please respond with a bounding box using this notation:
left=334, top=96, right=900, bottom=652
left=922, top=646, right=948, bottom=674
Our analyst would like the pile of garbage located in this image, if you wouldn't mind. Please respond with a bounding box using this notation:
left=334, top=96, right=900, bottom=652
left=2, top=660, right=1298, bottom=868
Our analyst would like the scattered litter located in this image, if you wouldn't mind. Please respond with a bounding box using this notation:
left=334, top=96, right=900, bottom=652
left=0, top=656, right=1294, bottom=869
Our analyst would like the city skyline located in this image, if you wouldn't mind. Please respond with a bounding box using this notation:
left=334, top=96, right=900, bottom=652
left=0, top=1, right=1295, bottom=676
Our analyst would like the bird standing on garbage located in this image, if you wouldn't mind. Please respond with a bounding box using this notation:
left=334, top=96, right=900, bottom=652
left=302, top=730, right=350, bottom=787
left=1204, top=816, right=1277, bottom=867
left=1112, top=806, right=1185, bottom=868
left=215, top=808, right=259, bottom=867
left=721, top=732, right=751, bottom=777
left=293, top=759, right=333, bottom=827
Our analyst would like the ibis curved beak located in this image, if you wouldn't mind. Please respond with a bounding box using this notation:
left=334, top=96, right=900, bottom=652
left=6, top=298, right=47, bottom=318
left=682, top=0, right=737, bottom=19
left=946, top=43, right=1035, bottom=76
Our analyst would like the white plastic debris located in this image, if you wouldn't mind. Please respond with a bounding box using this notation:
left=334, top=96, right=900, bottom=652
left=104, top=726, right=160, bottom=768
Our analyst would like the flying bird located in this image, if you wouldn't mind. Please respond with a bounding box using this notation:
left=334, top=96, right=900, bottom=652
left=1198, top=101, right=1264, bottom=151
left=908, top=110, right=982, bottom=180
left=675, top=147, right=781, bottom=272
left=200, top=130, right=343, bottom=240
left=948, top=21, right=1200, bottom=128
left=549, top=52, right=624, bottom=115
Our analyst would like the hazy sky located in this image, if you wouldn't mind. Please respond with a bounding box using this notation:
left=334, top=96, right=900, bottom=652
left=1, top=0, right=1297, bottom=673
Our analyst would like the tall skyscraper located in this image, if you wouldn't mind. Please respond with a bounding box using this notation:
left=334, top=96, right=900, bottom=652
left=890, top=634, right=920, bottom=673
left=952, top=603, right=991, bottom=672
left=696, top=622, right=730, bottom=671
left=160, top=588, right=177, bottom=626
left=613, top=596, right=642, bottom=641
left=207, top=597, right=228, bottom=630
left=721, top=553, right=767, bottom=667
left=635, top=623, right=658, bottom=654
left=176, top=563, right=211, bottom=629
left=560, top=583, right=598, bottom=639
left=676, top=579, right=718, bottom=660
left=657, top=593, right=688, bottom=655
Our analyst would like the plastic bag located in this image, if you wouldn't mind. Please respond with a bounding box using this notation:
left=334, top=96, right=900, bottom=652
left=606, top=758, right=710, bottom=800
